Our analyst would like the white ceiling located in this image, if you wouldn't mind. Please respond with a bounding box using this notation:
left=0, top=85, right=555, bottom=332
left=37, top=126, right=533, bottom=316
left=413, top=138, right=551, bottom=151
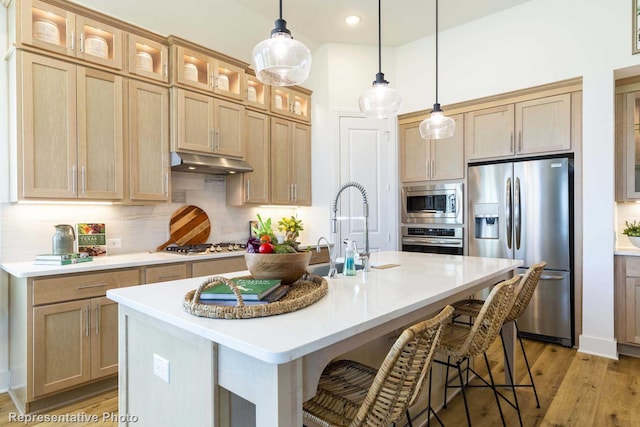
left=74, top=0, right=531, bottom=63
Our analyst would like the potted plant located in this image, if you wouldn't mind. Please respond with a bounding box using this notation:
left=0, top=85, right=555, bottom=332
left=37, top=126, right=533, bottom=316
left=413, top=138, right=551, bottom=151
left=623, top=220, right=640, bottom=248
left=278, top=216, right=304, bottom=245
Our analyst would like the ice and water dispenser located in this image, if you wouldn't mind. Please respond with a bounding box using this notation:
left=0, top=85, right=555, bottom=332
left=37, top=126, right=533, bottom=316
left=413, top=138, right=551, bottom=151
left=474, top=203, right=499, bottom=239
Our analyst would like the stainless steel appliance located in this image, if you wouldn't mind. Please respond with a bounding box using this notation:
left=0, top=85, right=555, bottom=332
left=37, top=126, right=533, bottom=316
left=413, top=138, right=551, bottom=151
left=402, top=226, right=463, bottom=255
left=401, top=183, right=463, bottom=224
left=468, top=156, right=573, bottom=347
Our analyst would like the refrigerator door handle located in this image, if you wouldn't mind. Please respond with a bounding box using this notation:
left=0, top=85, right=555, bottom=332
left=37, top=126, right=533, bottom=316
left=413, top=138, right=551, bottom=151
left=515, top=176, right=521, bottom=250
left=506, top=177, right=512, bottom=249
left=517, top=273, right=565, bottom=280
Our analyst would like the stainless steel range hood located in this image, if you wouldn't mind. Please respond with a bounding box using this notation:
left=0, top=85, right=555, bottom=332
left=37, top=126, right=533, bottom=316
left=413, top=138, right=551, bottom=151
left=170, top=152, right=253, bottom=175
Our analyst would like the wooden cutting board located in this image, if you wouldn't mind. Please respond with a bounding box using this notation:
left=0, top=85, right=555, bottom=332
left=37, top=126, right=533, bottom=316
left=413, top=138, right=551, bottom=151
left=156, top=205, right=211, bottom=251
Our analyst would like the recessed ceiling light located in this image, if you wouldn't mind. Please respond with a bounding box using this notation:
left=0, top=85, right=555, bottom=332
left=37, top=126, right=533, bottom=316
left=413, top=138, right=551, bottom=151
left=345, top=15, right=361, bottom=25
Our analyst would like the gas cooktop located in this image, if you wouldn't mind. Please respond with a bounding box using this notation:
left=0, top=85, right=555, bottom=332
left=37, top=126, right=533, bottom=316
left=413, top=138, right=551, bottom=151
left=165, top=242, right=245, bottom=255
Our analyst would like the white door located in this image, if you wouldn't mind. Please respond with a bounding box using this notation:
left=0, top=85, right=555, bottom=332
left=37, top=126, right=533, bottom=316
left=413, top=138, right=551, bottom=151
left=336, top=115, right=397, bottom=257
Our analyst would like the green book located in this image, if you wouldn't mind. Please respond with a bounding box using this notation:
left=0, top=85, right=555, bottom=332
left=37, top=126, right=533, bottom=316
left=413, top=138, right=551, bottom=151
left=200, top=278, right=282, bottom=301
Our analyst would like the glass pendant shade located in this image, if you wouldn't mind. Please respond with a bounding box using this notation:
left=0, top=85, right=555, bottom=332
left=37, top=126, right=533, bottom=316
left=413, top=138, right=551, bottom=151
left=252, top=19, right=311, bottom=86
left=359, top=74, right=402, bottom=119
left=419, top=104, right=455, bottom=139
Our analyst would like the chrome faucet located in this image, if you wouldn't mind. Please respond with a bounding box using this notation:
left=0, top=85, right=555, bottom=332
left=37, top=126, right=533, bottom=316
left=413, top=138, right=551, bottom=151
left=331, top=181, right=370, bottom=272
left=316, top=236, right=337, bottom=277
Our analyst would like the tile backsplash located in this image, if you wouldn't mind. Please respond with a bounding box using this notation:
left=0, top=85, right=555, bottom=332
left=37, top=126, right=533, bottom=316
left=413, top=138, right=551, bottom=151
left=0, top=173, right=313, bottom=263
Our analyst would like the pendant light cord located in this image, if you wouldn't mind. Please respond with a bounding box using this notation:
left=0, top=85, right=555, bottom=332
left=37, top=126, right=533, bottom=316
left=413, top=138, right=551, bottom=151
left=279, top=0, right=283, bottom=20
left=435, top=0, right=439, bottom=104
left=378, top=0, right=382, bottom=74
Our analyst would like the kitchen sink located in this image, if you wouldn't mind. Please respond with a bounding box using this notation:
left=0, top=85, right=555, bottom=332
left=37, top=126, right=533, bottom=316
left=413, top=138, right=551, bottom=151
left=307, top=262, right=364, bottom=277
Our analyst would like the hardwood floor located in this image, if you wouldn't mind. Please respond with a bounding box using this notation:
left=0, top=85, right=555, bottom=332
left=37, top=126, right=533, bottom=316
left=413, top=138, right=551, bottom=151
left=0, top=339, right=638, bottom=426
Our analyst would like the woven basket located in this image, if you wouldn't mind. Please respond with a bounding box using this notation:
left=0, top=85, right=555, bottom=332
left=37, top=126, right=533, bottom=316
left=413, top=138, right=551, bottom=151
left=183, top=273, right=328, bottom=319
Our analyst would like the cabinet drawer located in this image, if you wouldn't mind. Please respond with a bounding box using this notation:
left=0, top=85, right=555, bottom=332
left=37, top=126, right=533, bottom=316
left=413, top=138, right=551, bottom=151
left=191, top=257, right=246, bottom=277
left=146, top=263, right=188, bottom=283
left=627, top=257, right=640, bottom=277
left=33, top=269, right=139, bottom=305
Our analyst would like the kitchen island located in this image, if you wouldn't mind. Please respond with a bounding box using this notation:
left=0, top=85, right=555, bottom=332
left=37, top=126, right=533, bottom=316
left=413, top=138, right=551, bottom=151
left=107, top=251, right=522, bottom=426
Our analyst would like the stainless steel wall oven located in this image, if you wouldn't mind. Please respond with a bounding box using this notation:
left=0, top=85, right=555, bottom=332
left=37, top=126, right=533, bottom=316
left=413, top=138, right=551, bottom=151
left=401, top=226, right=463, bottom=256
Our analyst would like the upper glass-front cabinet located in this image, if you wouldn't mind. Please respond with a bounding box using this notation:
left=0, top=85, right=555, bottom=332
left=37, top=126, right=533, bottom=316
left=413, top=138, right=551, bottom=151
left=244, top=73, right=270, bottom=111
left=127, top=34, right=169, bottom=83
left=271, top=87, right=310, bottom=122
left=616, top=90, right=640, bottom=201
left=21, top=0, right=123, bottom=70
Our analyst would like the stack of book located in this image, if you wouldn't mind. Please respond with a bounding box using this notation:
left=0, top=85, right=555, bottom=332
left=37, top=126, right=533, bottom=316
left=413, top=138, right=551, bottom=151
left=199, top=278, right=289, bottom=306
left=33, top=253, right=93, bottom=265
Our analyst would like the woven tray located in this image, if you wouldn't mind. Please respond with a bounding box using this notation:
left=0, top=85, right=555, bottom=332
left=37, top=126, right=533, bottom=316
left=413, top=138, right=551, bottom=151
left=183, top=273, right=328, bottom=319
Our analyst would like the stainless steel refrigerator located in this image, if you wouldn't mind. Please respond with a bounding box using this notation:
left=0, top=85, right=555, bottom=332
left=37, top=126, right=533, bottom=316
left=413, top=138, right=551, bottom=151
left=468, top=156, right=573, bottom=347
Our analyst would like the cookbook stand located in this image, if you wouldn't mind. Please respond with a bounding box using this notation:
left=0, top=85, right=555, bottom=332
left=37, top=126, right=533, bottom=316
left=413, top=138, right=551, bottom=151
left=183, top=273, right=328, bottom=319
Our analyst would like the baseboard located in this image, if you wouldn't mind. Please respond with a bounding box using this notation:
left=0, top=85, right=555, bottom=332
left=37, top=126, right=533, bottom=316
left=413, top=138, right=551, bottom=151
left=0, top=369, right=9, bottom=392
left=578, top=334, right=618, bottom=359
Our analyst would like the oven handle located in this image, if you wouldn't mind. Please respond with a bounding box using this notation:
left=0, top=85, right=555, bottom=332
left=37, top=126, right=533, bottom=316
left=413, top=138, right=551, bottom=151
left=402, top=237, right=463, bottom=247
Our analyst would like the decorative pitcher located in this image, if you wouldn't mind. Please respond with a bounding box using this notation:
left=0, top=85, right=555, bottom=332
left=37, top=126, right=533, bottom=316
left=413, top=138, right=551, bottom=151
left=52, top=224, right=75, bottom=254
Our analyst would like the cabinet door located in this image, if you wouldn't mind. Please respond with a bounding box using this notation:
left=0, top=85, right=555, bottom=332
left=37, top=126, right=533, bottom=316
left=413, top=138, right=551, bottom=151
left=127, top=34, right=169, bottom=83
left=128, top=80, right=169, bottom=201
left=175, top=89, right=214, bottom=153
left=212, top=59, right=245, bottom=101
left=245, top=74, right=270, bottom=110
left=515, top=94, right=571, bottom=155
left=192, top=257, right=246, bottom=277
left=290, top=90, right=311, bottom=122
left=21, top=0, right=75, bottom=57
left=626, top=276, right=640, bottom=345
left=75, top=15, right=123, bottom=70
left=90, top=297, right=119, bottom=379
left=243, top=110, right=270, bottom=204
left=400, top=123, right=430, bottom=182
left=431, top=114, right=464, bottom=181
left=145, top=264, right=188, bottom=284
left=465, top=104, right=515, bottom=161
left=271, top=87, right=292, bottom=118
left=174, top=46, right=212, bottom=91
left=270, top=117, right=293, bottom=204
left=213, top=99, right=245, bottom=157
left=291, top=122, right=312, bottom=205
left=21, top=52, right=78, bottom=199
left=33, top=300, right=91, bottom=397
left=76, top=67, right=124, bottom=199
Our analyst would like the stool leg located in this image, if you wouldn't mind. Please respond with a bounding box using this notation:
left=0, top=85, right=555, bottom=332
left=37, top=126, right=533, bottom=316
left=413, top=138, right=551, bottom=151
left=515, top=321, right=540, bottom=408
left=427, top=366, right=445, bottom=427
left=500, top=332, right=523, bottom=427
left=456, top=360, right=472, bottom=427
left=443, top=356, right=451, bottom=408
left=483, top=352, right=506, bottom=427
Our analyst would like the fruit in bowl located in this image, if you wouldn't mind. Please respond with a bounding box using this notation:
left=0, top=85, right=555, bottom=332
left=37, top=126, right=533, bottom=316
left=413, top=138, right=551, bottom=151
left=245, top=214, right=310, bottom=284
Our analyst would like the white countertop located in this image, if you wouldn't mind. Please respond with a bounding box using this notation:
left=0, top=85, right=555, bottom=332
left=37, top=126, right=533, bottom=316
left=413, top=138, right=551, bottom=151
left=614, top=246, right=640, bottom=256
left=1, top=250, right=245, bottom=278
left=107, top=251, right=523, bottom=364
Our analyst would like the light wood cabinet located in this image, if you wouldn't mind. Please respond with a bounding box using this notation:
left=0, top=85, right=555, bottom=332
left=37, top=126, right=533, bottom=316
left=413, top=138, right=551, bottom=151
left=244, top=72, right=270, bottom=111
left=9, top=268, right=139, bottom=411
left=226, top=110, right=271, bottom=205
left=18, top=0, right=123, bottom=70
left=192, top=257, right=247, bottom=277
left=145, top=263, right=188, bottom=283
left=615, top=90, right=640, bottom=201
left=465, top=94, right=572, bottom=161
left=127, top=79, right=170, bottom=201
left=270, top=86, right=311, bottom=123
left=19, top=52, right=123, bottom=200
left=173, top=88, right=245, bottom=158
left=170, top=39, right=246, bottom=101
left=400, top=114, right=464, bottom=183
left=270, top=117, right=312, bottom=206
left=615, top=256, right=640, bottom=348
left=127, top=34, right=169, bottom=83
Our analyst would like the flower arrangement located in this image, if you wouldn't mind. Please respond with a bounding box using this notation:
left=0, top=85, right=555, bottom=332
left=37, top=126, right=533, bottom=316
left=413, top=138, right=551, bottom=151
left=278, top=216, right=304, bottom=242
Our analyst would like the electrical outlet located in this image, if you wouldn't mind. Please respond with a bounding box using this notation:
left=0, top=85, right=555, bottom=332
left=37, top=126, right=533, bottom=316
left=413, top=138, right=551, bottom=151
left=107, top=238, right=122, bottom=248
left=153, top=354, right=170, bottom=383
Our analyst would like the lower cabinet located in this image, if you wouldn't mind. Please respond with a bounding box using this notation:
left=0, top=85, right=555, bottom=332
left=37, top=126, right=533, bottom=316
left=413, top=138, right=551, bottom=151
left=33, top=296, right=118, bottom=397
left=615, top=255, right=640, bottom=348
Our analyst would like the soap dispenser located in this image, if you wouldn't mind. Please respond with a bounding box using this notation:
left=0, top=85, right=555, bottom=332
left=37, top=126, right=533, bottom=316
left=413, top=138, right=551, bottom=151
left=343, top=240, right=357, bottom=276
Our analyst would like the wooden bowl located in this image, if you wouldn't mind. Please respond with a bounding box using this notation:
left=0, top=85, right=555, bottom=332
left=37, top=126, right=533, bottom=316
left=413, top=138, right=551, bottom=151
left=244, top=252, right=312, bottom=285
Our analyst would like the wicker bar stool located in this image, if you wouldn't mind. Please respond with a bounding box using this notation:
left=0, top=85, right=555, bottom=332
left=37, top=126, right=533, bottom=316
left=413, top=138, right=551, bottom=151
left=451, top=261, right=546, bottom=425
left=302, top=305, right=454, bottom=427
left=434, top=275, right=519, bottom=427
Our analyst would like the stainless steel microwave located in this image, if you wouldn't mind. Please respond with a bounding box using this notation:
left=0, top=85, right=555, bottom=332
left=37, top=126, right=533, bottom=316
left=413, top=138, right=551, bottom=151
left=401, top=183, right=463, bottom=224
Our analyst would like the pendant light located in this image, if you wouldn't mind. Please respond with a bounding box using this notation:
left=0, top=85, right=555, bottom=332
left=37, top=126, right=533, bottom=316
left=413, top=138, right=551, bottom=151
left=358, top=0, right=402, bottom=118
left=252, top=0, right=312, bottom=86
left=419, top=0, right=455, bottom=139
